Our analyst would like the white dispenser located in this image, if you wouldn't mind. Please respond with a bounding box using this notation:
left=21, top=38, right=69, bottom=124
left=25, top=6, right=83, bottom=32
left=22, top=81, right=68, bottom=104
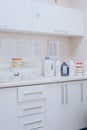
left=69, top=60, right=75, bottom=76
left=44, top=57, right=54, bottom=77
left=84, top=60, right=87, bottom=75
left=56, top=60, right=61, bottom=76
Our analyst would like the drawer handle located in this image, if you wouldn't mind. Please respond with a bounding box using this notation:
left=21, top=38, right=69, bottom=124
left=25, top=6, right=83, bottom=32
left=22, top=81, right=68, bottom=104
left=61, top=85, right=64, bottom=104
left=65, top=84, right=68, bottom=104
left=30, top=126, right=44, bottom=130
left=24, top=92, right=43, bottom=96
left=24, top=120, right=42, bottom=126
left=23, top=106, right=42, bottom=111
left=54, top=30, right=68, bottom=34
left=80, top=83, right=83, bottom=101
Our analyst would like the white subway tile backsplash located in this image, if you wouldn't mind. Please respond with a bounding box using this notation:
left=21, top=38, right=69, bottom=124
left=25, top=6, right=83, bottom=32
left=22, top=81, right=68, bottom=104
left=18, top=39, right=32, bottom=60
left=0, top=39, right=17, bottom=63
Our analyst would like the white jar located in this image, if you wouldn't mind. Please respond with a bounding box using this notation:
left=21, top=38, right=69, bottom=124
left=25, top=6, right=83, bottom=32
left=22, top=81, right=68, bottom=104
left=84, top=60, right=87, bottom=75
left=56, top=60, right=61, bottom=76
left=69, top=60, right=75, bottom=76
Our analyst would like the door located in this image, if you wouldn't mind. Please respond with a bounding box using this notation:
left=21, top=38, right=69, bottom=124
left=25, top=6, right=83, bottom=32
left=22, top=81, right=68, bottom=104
left=64, top=82, right=81, bottom=130
left=46, top=83, right=64, bottom=130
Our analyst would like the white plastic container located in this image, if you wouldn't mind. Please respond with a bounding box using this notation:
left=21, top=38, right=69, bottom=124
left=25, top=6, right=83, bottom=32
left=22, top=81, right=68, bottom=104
left=69, top=60, right=75, bottom=76
left=44, top=57, right=54, bottom=77
left=76, top=62, right=83, bottom=76
left=84, top=60, right=87, bottom=75
left=56, top=60, right=61, bottom=76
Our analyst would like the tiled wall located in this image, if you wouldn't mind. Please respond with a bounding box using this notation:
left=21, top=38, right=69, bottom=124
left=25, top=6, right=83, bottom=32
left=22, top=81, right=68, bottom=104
left=0, top=32, right=72, bottom=64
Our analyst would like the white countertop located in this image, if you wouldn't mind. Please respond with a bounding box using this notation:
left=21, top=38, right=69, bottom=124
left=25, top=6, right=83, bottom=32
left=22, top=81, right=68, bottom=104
left=0, top=75, right=87, bottom=88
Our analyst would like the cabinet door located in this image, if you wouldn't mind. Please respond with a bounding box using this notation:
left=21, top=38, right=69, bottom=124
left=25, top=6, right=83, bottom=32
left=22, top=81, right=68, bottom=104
left=64, top=82, right=81, bottom=130
left=68, top=9, right=84, bottom=36
left=78, top=82, right=87, bottom=129
left=46, top=83, right=64, bottom=130
left=0, top=0, right=33, bottom=31
left=32, top=2, right=69, bottom=35
left=32, top=2, right=54, bottom=33
left=0, top=88, right=17, bottom=130
left=54, top=7, right=69, bottom=35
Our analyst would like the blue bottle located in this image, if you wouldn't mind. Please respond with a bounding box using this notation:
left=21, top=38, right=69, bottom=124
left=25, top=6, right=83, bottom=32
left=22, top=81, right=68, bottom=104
left=61, top=62, right=69, bottom=76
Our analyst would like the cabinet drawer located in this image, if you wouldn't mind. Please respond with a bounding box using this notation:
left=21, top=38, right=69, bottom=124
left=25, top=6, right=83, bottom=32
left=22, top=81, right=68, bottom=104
left=17, top=99, right=46, bottom=117
left=18, top=113, right=45, bottom=130
left=18, top=85, right=46, bottom=102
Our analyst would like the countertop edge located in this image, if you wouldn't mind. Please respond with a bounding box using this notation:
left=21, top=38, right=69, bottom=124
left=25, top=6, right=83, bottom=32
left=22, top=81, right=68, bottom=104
left=0, top=76, right=87, bottom=88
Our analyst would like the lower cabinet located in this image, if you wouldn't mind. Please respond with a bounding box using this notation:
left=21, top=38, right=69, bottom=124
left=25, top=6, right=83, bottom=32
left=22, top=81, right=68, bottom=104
left=64, top=82, right=84, bottom=130
left=0, top=80, right=87, bottom=130
left=17, top=85, right=46, bottom=130
left=46, top=83, right=64, bottom=130
left=82, top=81, right=87, bottom=127
left=78, top=82, right=87, bottom=129
left=46, top=81, right=87, bottom=130
left=0, top=87, right=17, bottom=130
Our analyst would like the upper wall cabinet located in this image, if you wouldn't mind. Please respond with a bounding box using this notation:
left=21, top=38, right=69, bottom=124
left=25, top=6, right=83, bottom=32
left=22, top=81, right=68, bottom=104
left=68, top=9, right=84, bottom=36
left=0, top=1, right=84, bottom=37
left=32, top=2, right=69, bottom=35
left=32, top=2, right=84, bottom=37
left=0, top=0, right=33, bottom=31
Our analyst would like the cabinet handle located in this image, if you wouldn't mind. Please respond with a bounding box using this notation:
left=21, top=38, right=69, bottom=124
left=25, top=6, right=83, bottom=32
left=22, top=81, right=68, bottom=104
left=24, top=120, right=42, bottom=126
left=80, top=83, right=83, bottom=101
left=23, top=106, right=42, bottom=111
left=54, top=30, right=68, bottom=34
left=30, top=126, right=44, bottom=130
left=61, top=85, right=64, bottom=104
left=65, top=84, right=68, bottom=104
left=24, top=92, right=43, bottom=96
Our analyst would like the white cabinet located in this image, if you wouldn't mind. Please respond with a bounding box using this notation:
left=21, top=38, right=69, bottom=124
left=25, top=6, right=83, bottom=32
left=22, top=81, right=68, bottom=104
left=0, top=80, right=87, bottom=130
left=32, top=2, right=84, bottom=36
left=80, top=81, right=87, bottom=128
left=17, top=85, right=46, bottom=130
left=32, top=2, right=69, bottom=35
left=0, top=0, right=84, bottom=36
left=0, top=87, right=17, bottom=130
left=64, top=82, right=81, bottom=130
left=0, top=0, right=33, bottom=31
left=78, top=82, right=87, bottom=129
left=32, top=2, right=53, bottom=33
left=46, top=81, right=87, bottom=130
left=46, top=83, right=64, bottom=130
left=68, top=9, right=84, bottom=36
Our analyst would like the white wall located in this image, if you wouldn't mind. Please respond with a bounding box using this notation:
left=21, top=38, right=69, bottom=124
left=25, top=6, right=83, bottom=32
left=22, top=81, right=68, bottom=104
left=71, top=0, right=87, bottom=61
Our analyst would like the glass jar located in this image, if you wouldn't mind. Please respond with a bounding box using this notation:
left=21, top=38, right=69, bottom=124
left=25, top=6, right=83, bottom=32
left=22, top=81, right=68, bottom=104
left=11, top=58, right=22, bottom=68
